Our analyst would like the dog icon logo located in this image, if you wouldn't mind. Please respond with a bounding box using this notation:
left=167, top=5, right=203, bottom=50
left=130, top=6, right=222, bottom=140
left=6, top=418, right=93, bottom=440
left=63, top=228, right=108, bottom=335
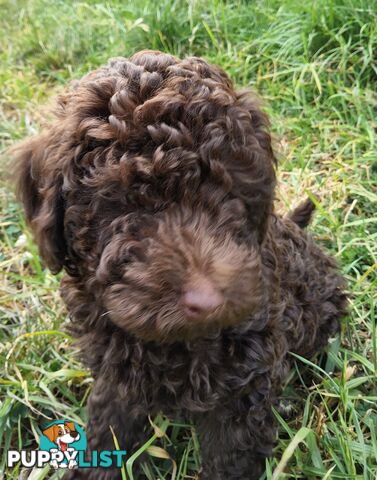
left=40, top=420, right=87, bottom=469
left=43, top=421, right=80, bottom=452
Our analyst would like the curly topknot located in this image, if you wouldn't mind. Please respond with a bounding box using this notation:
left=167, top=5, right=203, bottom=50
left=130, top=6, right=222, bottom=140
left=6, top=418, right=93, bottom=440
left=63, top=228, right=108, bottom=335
left=16, top=50, right=275, bottom=269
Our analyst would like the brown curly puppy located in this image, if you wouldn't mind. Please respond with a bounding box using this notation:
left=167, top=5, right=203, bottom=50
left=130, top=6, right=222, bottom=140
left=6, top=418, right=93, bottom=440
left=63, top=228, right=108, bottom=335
left=15, top=51, right=347, bottom=479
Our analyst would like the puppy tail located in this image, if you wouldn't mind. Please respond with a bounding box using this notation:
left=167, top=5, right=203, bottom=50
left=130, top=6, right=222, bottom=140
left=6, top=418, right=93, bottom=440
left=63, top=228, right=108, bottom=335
left=289, top=197, right=316, bottom=228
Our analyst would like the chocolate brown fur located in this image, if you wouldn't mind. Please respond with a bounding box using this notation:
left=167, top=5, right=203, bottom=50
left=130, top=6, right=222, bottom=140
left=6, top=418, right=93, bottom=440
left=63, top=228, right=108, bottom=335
left=15, top=51, right=347, bottom=479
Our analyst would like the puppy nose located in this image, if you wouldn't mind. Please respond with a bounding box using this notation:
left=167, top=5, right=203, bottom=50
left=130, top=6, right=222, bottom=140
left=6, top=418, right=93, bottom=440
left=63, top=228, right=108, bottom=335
left=182, top=280, right=223, bottom=318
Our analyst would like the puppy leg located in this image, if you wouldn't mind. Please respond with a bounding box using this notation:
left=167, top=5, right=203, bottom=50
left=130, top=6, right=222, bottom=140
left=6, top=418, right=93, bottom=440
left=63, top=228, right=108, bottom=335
left=64, top=379, right=149, bottom=480
left=196, top=399, right=276, bottom=480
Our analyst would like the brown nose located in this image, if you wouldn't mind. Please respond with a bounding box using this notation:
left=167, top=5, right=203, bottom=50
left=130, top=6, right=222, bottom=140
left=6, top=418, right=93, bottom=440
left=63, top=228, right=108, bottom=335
left=182, top=279, right=223, bottom=319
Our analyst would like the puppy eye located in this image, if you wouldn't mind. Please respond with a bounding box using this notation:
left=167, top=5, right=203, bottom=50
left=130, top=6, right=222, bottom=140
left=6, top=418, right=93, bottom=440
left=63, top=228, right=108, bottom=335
left=58, top=430, right=63, bottom=435
left=234, top=226, right=251, bottom=244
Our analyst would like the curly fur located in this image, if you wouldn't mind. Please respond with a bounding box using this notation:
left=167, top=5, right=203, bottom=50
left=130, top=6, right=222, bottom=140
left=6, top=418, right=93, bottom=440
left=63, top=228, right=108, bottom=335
left=14, top=50, right=347, bottom=479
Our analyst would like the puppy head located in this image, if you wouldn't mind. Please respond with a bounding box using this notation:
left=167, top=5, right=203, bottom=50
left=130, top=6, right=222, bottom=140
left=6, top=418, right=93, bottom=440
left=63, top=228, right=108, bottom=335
left=15, top=51, right=276, bottom=341
left=42, top=422, right=79, bottom=446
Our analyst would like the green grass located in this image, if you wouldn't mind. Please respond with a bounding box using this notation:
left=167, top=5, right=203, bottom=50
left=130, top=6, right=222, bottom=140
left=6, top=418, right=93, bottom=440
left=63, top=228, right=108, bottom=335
left=0, top=0, right=376, bottom=478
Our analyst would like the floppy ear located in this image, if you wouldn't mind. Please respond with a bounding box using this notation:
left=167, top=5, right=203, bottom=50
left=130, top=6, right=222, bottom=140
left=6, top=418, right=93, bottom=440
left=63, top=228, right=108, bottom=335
left=14, top=134, right=66, bottom=274
left=42, top=425, right=59, bottom=443
left=64, top=421, right=76, bottom=432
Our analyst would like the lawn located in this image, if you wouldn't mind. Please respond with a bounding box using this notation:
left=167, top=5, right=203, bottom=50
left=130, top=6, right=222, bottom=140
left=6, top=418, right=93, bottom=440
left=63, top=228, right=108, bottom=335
left=0, top=0, right=376, bottom=479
